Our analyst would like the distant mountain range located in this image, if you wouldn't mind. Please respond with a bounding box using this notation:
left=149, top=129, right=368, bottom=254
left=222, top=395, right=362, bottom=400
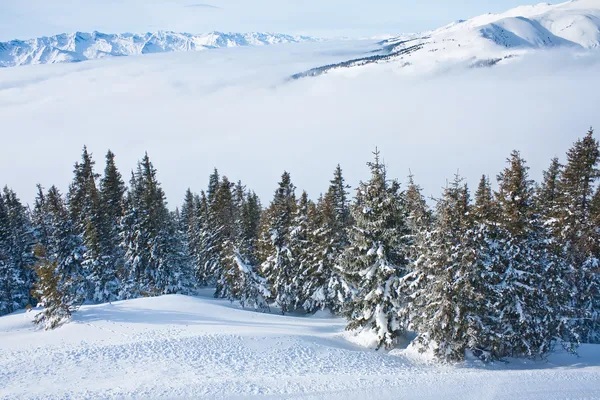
left=0, top=31, right=315, bottom=67
left=292, top=0, right=600, bottom=79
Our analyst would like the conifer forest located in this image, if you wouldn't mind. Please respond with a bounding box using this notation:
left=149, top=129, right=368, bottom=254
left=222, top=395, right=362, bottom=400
left=2, top=128, right=600, bottom=363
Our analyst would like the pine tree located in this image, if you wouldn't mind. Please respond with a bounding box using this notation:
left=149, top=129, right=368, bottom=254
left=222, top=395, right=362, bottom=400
left=303, top=165, right=352, bottom=314
left=32, top=186, right=87, bottom=314
left=213, top=176, right=239, bottom=299
left=407, top=174, right=479, bottom=361
left=68, top=146, right=99, bottom=228
left=555, top=129, right=600, bottom=343
left=493, top=151, right=567, bottom=358
left=196, top=169, right=227, bottom=285
left=98, top=150, right=126, bottom=296
left=0, top=191, right=14, bottom=315
left=224, top=186, right=271, bottom=312
left=120, top=154, right=183, bottom=297
left=260, top=171, right=298, bottom=313
left=32, top=245, right=80, bottom=330
left=340, top=149, right=411, bottom=348
left=287, top=191, right=312, bottom=311
left=192, top=191, right=210, bottom=285
left=0, top=188, right=36, bottom=315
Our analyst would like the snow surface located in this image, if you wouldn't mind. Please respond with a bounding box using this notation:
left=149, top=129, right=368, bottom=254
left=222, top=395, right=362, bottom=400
left=0, top=31, right=315, bottom=68
left=1, top=291, right=600, bottom=399
left=295, top=0, right=600, bottom=77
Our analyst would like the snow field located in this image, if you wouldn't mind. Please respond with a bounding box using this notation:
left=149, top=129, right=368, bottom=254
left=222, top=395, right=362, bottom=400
left=2, top=292, right=600, bottom=399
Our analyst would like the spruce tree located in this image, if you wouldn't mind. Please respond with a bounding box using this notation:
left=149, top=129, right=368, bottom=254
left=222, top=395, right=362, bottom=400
left=217, top=182, right=270, bottom=311
left=556, top=129, right=600, bottom=343
left=120, top=154, right=184, bottom=297
left=303, top=165, right=352, bottom=314
left=340, top=150, right=411, bottom=348
left=98, top=150, right=126, bottom=295
left=0, top=188, right=36, bottom=315
left=260, top=171, right=298, bottom=313
left=32, top=245, right=80, bottom=330
left=407, top=174, right=479, bottom=361
left=493, top=151, right=568, bottom=358
left=288, top=191, right=312, bottom=311
left=31, top=186, right=87, bottom=314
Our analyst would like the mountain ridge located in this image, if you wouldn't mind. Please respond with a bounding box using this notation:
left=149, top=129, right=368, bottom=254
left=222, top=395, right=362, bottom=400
left=0, top=30, right=316, bottom=68
left=292, top=0, right=600, bottom=79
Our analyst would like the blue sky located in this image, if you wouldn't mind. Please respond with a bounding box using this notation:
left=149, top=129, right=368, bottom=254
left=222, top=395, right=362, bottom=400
left=1, top=0, right=546, bottom=39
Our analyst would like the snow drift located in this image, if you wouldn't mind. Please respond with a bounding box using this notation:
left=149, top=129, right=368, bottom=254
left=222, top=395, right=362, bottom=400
left=1, top=292, right=600, bottom=399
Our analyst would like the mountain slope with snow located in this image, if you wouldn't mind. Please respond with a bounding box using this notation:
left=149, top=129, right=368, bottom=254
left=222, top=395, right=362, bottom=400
left=294, top=0, right=600, bottom=78
left=0, top=31, right=315, bottom=67
left=2, top=292, right=600, bottom=399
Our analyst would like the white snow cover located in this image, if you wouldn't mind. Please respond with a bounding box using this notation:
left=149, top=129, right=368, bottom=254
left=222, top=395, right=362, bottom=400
left=1, top=291, right=600, bottom=399
left=305, top=0, right=600, bottom=75
left=0, top=31, right=315, bottom=68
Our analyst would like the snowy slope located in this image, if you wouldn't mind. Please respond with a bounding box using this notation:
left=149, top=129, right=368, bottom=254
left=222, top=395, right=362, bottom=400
left=1, top=292, right=600, bottom=399
left=294, top=0, right=600, bottom=78
left=0, top=31, right=315, bottom=68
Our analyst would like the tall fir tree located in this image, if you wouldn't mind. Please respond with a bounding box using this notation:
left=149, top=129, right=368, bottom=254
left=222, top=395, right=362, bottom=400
left=0, top=188, right=36, bottom=315
left=260, top=171, right=298, bottom=313
left=493, top=151, right=570, bottom=358
left=287, top=191, right=312, bottom=311
left=407, top=175, right=481, bottom=361
left=555, top=129, right=600, bottom=343
left=303, top=165, right=352, bottom=314
left=120, top=154, right=186, bottom=297
left=216, top=182, right=270, bottom=310
left=98, top=150, right=126, bottom=296
left=31, top=186, right=87, bottom=316
left=341, top=149, right=411, bottom=348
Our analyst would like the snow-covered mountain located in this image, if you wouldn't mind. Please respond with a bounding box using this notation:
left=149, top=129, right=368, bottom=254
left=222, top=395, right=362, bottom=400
left=293, top=0, right=600, bottom=78
left=0, top=31, right=315, bottom=67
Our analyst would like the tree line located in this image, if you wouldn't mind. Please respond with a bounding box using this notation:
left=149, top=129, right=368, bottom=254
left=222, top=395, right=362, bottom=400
left=1, top=129, right=599, bottom=362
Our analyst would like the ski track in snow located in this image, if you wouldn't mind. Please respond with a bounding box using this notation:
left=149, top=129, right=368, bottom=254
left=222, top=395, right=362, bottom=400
left=1, top=292, right=600, bottom=399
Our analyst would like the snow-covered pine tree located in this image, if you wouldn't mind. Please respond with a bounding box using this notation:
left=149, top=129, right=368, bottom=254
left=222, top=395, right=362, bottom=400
left=180, top=189, right=198, bottom=280
left=31, top=185, right=52, bottom=250
left=120, top=154, right=181, bottom=297
left=303, top=165, right=353, bottom=314
left=157, top=210, right=194, bottom=294
left=340, top=149, right=411, bottom=349
left=30, top=186, right=86, bottom=325
left=0, top=188, right=36, bottom=315
left=240, top=190, right=262, bottom=264
left=406, top=174, right=480, bottom=361
left=196, top=169, right=226, bottom=285
left=191, top=191, right=210, bottom=286
left=0, top=191, right=14, bottom=315
left=217, top=183, right=270, bottom=311
left=31, top=245, right=79, bottom=330
left=555, top=129, right=600, bottom=343
left=67, top=147, right=121, bottom=303
left=469, top=174, right=507, bottom=360
left=405, top=173, right=432, bottom=257
left=68, top=146, right=100, bottom=228
left=213, top=176, right=238, bottom=299
left=98, top=150, right=126, bottom=299
left=493, top=150, right=569, bottom=358
left=287, top=191, right=312, bottom=311
left=260, top=171, right=298, bottom=314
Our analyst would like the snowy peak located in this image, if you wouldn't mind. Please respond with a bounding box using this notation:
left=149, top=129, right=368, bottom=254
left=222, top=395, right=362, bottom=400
left=478, top=16, right=576, bottom=48
left=0, top=31, right=316, bottom=68
left=293, top=0, right=600, bottom=78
